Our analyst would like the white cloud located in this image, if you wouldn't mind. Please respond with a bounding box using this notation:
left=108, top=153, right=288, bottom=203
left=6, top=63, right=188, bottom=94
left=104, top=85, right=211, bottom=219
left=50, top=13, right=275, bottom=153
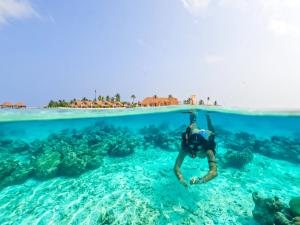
left=204, top=55, right=223, bottom=64
left=218, top=0, right=248, bottom=11
left=257, top=0, right=300, bottom=38
left=215, top=0, right=300, bottom=38
left=269, top=19, right=300, bottom=37
left=180, top=0, right=211, bottom=16
left=0, top=0, right=37, bottom=26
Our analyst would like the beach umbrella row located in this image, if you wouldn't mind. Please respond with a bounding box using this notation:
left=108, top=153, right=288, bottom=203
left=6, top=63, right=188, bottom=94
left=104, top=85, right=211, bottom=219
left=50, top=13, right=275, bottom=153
left=0, top=102, right=26, bottom=108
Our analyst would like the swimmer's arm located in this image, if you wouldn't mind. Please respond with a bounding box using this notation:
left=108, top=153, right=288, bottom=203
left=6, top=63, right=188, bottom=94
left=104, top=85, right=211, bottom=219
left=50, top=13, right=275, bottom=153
left=206, top=114, right=215, bottom=133
left=191, top=150, right=217, bottom=184
left=174, top=149, right=188, bottom=187
left=202, top=150, right=217, bottom=182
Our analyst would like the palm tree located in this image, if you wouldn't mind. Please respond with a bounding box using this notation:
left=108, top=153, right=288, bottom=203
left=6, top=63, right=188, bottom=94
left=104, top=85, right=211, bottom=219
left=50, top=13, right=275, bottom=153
left=48, top=100, right=55, bottom=108
left=98, top=95, right=103, bottom=101
left=168, top=94, right=173, bottom=98
left=131, top=94, right=136, bottom=103
left=153, top=95, right=158, bottom=99
left=207, top=97, right=210, bottom=105
left=115, top=93, right=121, bottom=102
left=105, top=96, right=110, bottom=102
left=111, top=97, right=115, bottom=102
left=82, top=97, right=88, bottom=101
left=199, top=99, right=204, bottom=105
left=214, top=100, right=218, bottom=106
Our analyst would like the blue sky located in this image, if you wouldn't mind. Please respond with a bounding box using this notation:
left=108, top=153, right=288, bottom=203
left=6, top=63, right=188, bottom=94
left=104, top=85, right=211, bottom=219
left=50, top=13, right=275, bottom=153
left=0, top=0, right=300, bottom=108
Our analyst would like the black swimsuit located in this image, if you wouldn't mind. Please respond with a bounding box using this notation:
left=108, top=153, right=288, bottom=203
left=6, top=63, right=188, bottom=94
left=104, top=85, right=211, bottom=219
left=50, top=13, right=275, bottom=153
left=181, top=127, right=216, bottom=156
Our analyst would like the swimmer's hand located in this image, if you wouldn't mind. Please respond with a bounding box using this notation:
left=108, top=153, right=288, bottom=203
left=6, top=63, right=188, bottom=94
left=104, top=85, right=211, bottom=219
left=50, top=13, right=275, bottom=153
left=190, top=177, right=205, bottom=185
left=179, top=179, right=188, bottom=188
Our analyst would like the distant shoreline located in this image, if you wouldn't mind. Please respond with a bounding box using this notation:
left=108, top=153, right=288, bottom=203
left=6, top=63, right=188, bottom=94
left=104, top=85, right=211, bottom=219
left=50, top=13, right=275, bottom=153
left=17, top=105, right=300, bottom=113
left=0, top=105, right=300, bottom=123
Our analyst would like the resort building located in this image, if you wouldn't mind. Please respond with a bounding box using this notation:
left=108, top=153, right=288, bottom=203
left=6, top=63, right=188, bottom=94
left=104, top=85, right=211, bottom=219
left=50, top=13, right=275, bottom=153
left=141, top=96, right=179, bottom=107
left=14, top=102, right=26, bottom=108
left=0, top=102, right=13, bottom=108
left=191, top=95, right=197, bottom=105
left=0, top=102, right=26, bottom=109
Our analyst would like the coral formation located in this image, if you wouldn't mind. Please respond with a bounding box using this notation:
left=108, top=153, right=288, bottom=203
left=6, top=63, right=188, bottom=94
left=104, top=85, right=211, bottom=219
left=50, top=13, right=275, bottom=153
left=290, top=197, right=300, bottom=217
left=34, top=150, right=62, bottom=179
left=0, top=139, right=30, bottom=154
left=0, top=160, right=33, bottom=189
left=0, top=160, right=18, bottom=180
left=139, top=124, right=183, bottom=151
left=252, top=192, right=300, bottom=225
left=0, top=123, right=139, bottom=189
left=215, top=128, right=300, bottom=164
left=1, top=123, right=299, bottom=195
left=222, top=149, right=253, bottom=168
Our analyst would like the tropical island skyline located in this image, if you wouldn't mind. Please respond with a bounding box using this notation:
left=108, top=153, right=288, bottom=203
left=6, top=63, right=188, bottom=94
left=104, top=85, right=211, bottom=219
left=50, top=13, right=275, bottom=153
left=0, top=93, right=219, bottom=108
left=46, top=93, right=218, bottom=108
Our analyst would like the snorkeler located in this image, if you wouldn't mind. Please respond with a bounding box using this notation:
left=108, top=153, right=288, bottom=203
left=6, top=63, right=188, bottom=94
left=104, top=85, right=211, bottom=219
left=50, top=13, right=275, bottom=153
left=174, top=111, right=217, bottom=188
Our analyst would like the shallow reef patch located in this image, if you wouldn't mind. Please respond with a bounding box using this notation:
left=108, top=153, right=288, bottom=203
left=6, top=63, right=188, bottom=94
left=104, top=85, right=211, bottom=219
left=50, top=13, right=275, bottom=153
left=0, top=123, right=299, bottom=191
left=252, top=192, right=300, bottom=225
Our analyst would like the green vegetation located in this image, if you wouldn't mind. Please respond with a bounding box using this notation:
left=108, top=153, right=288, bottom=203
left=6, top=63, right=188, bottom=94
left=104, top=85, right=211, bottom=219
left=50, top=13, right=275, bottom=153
left=115, top=93, right=121, bottom=102
left=48, top=100, right=70, bottom=108
left=98, top=96, right=104, bottom=101
left=47, top=94, right=139, bottom=108
left=183, top=97, right=219, bottom=106
left=131, top=94, right=136, bottom=103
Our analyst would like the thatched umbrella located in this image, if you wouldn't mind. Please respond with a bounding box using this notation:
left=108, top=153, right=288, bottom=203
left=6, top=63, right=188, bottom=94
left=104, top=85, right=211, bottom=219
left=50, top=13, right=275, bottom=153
left=74, top=100, right=83, bottom=108
left=14, top=102, right=26, bottom=108
left=1, top=102, right=13, bottom=108
left=114, top=102, right=124, bottom=107
left=95, top=101, right=103, bottom=108
left=103, top=101, right=113, bottom=108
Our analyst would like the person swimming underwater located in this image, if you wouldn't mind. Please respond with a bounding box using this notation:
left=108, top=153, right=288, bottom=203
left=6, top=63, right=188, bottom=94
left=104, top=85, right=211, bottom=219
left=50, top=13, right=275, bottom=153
left=174, top=111, right=217, bottom=188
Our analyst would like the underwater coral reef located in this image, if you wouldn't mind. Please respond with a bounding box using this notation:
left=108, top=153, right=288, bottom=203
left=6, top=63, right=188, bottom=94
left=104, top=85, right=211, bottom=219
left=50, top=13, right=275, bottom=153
left=1, top=123, right=300, bottom=191
left=0, top=121, right=300, bottom=225
left=215, top=127, right=300, bottom=165
left=139, top=124, right=184, bottom=151
left=0, top=123, right=142, bottom=190
left=252, top=192, right=300, bottom=225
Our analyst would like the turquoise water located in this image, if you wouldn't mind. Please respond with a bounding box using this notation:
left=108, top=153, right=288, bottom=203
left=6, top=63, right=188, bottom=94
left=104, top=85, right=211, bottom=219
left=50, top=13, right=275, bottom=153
left=0, top=107, right=299, bottom=225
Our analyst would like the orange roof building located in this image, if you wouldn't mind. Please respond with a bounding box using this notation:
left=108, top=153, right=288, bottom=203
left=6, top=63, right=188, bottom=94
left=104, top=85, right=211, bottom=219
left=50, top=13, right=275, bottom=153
left=71, top=100, right=83, bottom=108
left=0, top=102, right=26, bottom=109
left=141, top=97, right=179, bottom=107
left=1, top=102, right=14, bottom=108
left=14, top=102, right=26, bottom=108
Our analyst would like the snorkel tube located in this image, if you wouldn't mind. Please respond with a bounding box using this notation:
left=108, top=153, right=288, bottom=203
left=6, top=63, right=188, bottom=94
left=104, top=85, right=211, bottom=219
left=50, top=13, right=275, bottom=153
left=180, top=110, right=197, bottom=124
